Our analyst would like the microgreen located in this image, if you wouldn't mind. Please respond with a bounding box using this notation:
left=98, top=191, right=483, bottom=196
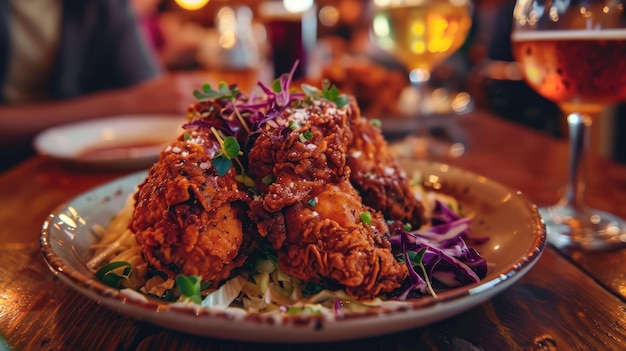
left=209, top=128, right=244, bottom=178
left=96, top=261, right=132, bottom=288
left=193, top=82, right=251, bottom=134
left=193, top=82, right=240, bottom=100
left=408, top=250, right=437, bottom=298
left=272, top=78, right=283, bottom=93
left=211, top=156, right=231, bottom=177
left=301, top=79, right=350, bottom=108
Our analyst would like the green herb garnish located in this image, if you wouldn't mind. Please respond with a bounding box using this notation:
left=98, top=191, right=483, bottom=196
left=408, top=250, right=438, bottom=298
left=370, top=119, right=382, bottom=128
left=176, top=274, right=204, bottom=304
left=360, top=211, right=372, bottom=226
left=209, top=129, right=243, bottom=177
left=193, top=82, right=239, bottom=100
left=288, top=120, right=299, bottom=130
left=301, top=79, right=350, bottom=108
left=261, top=175, right=275, bottom=185
left=299, top=130, right=314, bottom=142
left=235, top=171, right=256, bottom=187
left=96, top=261, right=132, bottom=288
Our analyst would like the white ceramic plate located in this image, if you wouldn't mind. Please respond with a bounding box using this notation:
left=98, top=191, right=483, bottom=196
left=40, top=161, right=546, bottom=343
left=33, top=115, right=185, bottom=170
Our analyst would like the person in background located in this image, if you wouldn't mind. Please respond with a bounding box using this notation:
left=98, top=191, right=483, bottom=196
left=0, top=0, right=211, bottom=172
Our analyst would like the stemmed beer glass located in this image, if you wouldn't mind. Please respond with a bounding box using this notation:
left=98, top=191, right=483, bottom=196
left=511, top=0, right=626, bottom=250
left=370, top=0, right=473, bottom=159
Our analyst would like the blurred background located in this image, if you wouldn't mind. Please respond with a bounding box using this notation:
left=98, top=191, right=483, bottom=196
left=142, top=0, right=563, bottom=124
left=2, top=0, right=623, bottom=165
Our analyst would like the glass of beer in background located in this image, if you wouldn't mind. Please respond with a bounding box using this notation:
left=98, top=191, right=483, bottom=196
left=511, top=0, right=626, bottom=250
left=370, top=0, right=473, bottom=159
left=258, top=1, right=317, bottom=80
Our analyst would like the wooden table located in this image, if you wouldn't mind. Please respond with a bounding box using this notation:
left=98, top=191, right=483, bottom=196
left=1, top=110, right=625, bottom=350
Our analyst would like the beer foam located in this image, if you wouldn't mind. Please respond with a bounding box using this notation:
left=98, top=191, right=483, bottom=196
left=511, top=29, right=626, bottom=41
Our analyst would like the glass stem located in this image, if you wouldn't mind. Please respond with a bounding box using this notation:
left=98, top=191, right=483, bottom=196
left=565, top=112, right=592, bottom=210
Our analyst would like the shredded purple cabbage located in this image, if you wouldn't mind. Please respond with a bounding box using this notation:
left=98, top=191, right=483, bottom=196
left=390, top=200, right=488, bottom=300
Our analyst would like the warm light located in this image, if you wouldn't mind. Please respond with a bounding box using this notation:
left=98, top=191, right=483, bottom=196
left=283, top=0, right=313, bottom=13
left=175, top=0, right=210, bottom=11
left=411, top=40, right=426, bottom=54
left=372, top=14, right=395, bottom=51
left=319, top=6, right=340, bottom=27
left=549, top=6, right=559, bottom=21
left=409, top=19, right=426, bottom=54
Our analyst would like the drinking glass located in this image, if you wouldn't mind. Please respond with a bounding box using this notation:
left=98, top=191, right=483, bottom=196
left=258, top=1, right=317, bottom=80
left=511, top=0, right=626, bottom=250
left=370, top=0, right=473, bottom=159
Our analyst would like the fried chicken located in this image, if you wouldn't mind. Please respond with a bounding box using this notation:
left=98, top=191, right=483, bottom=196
left=346, top=99, right=425, bottom=229
left=247, top=99, right=407, bottom=299
left=128, top=77, right=425, bottom=300
left=130, top=126, right=254, bottom=284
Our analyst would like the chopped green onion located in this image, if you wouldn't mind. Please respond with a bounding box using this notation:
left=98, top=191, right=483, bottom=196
left=299, top=130, right=313, bottom=142
left=360, top=211, right=372, bottom=226
left=95, top=261, right=132, bottom=288
left=176, top=274, right=203, bottom=304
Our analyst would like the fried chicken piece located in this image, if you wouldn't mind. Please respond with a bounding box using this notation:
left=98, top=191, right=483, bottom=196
left=346, top=99, right=425, bottom=228
left=247, top=100, right=407, bottom=299
left=130, top=127, right=254, bottom=284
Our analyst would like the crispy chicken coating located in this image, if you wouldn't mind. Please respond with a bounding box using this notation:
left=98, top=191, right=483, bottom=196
left=346, top=99, right=425, bottom=228
left=130, top=128, right=254, bottom=284
left=247, top=100, right=407, bottom=298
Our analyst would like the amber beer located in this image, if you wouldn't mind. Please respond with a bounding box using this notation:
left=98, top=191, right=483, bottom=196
left=511, top=29, right=626, bottom=114
left=371, top=1, right=472, bottom=73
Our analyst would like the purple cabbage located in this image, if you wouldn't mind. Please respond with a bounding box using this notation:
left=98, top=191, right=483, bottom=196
left=390, top=200, right=488, bottom=300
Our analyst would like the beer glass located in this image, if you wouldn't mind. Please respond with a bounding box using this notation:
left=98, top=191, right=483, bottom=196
left=258, top=1, right=317, bottom=80
left=370, top=0, right=473, bottom=159
left=511, top=0, right=626, bottom=250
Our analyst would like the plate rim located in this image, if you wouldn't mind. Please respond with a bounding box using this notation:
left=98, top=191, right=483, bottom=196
left=32, top=114, right=184, bottom=164
left=39, top=162, right=546, bottom=342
